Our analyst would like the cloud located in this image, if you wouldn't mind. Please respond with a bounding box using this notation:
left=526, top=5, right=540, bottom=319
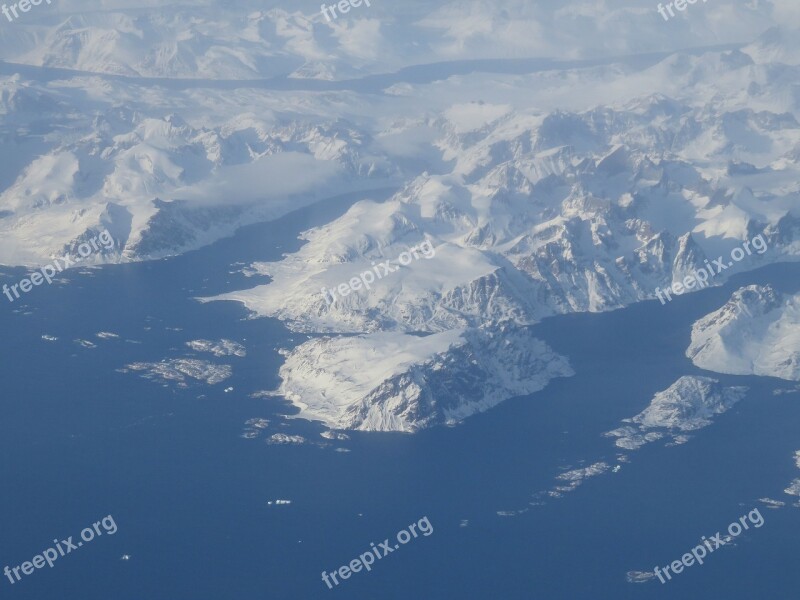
left=176, top=152, right=342, bottom=207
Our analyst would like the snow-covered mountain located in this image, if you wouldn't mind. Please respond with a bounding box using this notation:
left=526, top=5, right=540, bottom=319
left=4, top=1, right=800, bottom=431
left=605, top=376, right=748, bottom=450
left=211, top=35, right=800, bottom=337
left=4, top=18, right=800, bottom=269
left=270, top=324, right=572, bottom=432
left=0, top=81, right=398, bottom=264
left=687, top=285, right=800, bottom=381
left=203, top=23, right=800, bottom=430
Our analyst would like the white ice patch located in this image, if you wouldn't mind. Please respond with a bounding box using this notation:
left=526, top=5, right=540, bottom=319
left=186, top=339, right=246, bottom=357
left=126, top=359, right=232, bottom=385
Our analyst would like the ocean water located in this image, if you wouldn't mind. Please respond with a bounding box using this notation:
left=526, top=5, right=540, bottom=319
left=1, top=194, right=799, bottom=599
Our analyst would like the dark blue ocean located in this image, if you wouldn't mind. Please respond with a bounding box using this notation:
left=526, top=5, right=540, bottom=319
left=1, top=192, right=799, bottom=599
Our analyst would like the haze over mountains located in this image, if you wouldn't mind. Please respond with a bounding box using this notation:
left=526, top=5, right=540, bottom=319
left=0, top=0, right=788, bottom=80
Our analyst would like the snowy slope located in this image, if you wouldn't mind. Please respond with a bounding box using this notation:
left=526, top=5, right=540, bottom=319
left=687, top=285, right=800, bottom=381
left=271, top=324, right=572, bottom=432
